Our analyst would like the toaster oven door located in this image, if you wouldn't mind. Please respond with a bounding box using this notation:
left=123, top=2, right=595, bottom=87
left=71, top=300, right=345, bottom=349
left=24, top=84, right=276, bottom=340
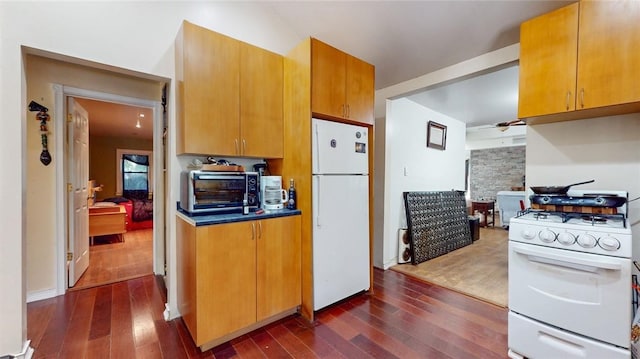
left=193, top=173, right=246, bottom=210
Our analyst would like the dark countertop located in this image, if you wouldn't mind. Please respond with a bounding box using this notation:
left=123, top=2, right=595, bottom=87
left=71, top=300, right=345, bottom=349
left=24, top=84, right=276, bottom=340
left=177, top=207, right=301, bottom=226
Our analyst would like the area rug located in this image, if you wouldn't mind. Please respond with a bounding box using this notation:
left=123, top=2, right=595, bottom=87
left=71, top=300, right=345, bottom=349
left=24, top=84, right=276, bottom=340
left=391, top=227, right=508, bottom=307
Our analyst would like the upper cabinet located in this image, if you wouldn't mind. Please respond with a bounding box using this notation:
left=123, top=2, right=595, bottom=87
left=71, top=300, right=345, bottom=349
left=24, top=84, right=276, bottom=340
left=240, top=43, right=284, bottom=158
left=518, top=0, right=640, bottom=122
left=576, top=0, right=640, bottom=110
left=176, top=21, right=283, bottom=158
left=518, top=3, right=578, bottom=118
left=311, top=39, right=374, bottom=125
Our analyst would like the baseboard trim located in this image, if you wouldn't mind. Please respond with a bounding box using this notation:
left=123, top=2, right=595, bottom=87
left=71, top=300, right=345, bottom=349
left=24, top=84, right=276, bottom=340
left=3, top=340, right=34, bottom=359
left=26, top=288, right=58, bottom=303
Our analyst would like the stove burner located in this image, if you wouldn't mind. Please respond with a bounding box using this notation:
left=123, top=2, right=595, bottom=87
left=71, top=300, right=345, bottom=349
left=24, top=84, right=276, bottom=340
left=516, top=208, right=628, bottom=228
left=534, top=212, right=549, bottom=220
left=581, top=215, right=608, bottom=224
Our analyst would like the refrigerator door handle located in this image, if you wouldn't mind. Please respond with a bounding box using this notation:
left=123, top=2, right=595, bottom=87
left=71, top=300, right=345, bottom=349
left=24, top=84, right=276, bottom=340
left=315, top=176, right=320, bottom=227
left=314, top=122, right=321, bottom=174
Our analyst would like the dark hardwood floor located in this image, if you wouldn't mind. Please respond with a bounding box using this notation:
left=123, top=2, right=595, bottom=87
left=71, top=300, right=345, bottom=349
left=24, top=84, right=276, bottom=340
left=27, top=268, right=508, bottom=358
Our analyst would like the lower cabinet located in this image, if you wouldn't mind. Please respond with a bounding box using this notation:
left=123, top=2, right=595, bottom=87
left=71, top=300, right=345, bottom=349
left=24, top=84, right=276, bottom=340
left=176, top=214, right=301, bottom=350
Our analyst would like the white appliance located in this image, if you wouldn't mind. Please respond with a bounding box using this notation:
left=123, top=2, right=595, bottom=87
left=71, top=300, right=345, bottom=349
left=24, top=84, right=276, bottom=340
left=507, top=190, right=633, bottom=359
left=496, top=190, right=525, bottom=228
left=260, top=175, right=288, bottom=210
left=312, top=118, right=370, bottom=310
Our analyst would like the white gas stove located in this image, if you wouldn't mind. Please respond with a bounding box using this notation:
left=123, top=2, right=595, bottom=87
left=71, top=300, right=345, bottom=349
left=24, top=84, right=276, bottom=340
left=508, top=189, right=634, bottom=359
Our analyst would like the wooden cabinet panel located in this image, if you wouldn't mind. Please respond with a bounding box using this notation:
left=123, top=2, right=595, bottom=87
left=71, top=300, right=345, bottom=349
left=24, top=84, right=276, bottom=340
left=346, top=54, right=375, bottom=124
left=311, top=39, right=347, bottom=119
left=256, top=216, right=301, bottom=320
left=576, top=0, right=640, bottom=109
left=518, top=3, right=578, bottom=118
left=311, top=39, right=374, bottom=124
left=177, top=21, right=240, bottom=155
left=176, top=216, right=197, bottom=340
left=240, top=43, right=284, bottom=158
left=196, top=221, right=256, bottom=342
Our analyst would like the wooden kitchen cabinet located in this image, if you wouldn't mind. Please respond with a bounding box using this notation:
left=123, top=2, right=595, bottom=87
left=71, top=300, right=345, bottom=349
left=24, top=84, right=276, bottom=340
left=518, top=1, right=640, bottom=122
left=311, top=39, right=374, bottom=125
left=175, top=21, right=240, bottom=156
left=175, top=21, right=284, bottom=158
left=256, top=215, right=301, bottom=320
left=240, top=42, right=284, bottom=158
left=576, top=0, right=640, bottom=110
left=176, top=214, right=301, bottom=350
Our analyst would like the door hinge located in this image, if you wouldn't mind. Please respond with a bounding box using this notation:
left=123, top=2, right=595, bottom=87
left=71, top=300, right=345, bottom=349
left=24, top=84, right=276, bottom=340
left=67, top=183, right=73, bottom=192
left=67, top=252, right=73, bottom=261
left=67, top=113, right=73, bottom=123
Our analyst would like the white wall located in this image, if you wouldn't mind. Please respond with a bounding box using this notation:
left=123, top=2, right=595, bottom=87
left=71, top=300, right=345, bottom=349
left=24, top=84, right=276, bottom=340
left=0, top=2, right=300, bottom=355
left=526, top=114, right=640, bottom=260
left=377, top=98, right=466, bottom=269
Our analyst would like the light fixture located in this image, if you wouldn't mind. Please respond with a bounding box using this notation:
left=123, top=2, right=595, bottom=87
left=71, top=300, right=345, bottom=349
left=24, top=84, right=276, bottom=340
left=135, top=113, right=144, bottom=128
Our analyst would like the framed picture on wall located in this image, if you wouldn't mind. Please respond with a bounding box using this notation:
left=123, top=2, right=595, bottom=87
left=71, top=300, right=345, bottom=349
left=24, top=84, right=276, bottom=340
left=427, top=121, right=447, bottom=150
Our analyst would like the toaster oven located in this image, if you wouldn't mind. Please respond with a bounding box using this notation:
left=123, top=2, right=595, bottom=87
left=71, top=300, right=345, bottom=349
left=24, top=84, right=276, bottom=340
left=180, top=170, right=259, bottom=214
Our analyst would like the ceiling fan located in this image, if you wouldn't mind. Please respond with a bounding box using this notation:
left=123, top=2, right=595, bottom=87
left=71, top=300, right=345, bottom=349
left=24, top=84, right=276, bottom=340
left=495, top=119, right=526, bottom=132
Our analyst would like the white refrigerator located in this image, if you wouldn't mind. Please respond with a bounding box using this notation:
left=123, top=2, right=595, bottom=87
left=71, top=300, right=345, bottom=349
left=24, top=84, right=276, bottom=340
left=312, top=118, right=370, bottom=310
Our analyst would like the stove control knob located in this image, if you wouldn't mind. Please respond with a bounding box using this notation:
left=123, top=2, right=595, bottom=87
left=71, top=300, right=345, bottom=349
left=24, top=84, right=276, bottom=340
left=521, top=228, right=536, bottom=240
left=599, top=236, right=620, bottom=251
left=539, top=229, right=557, bottom=243
left=557, top=232, right=576, bottom=245
left=577, top=233, right=597, bottom=248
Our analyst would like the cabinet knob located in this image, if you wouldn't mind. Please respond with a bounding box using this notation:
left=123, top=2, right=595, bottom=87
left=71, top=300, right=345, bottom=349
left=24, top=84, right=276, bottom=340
left=235, top=139, right=239, bottom=155
left=580, top=88, right=585, bottom=108
left=566, top=91, right=571, bottom=111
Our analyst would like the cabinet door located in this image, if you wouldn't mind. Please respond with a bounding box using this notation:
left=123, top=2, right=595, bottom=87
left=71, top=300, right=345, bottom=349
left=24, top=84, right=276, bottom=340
left=577, top=0, right=640, bottom=110
left=256, top=216, right=301, bottom=321
left=196, top=221, right=256, bottom=343
left=240, top=43, right=284, bottom=158
left=345, top=54, right=375, bottom=125
left=311, top=39, right=347, bottom=119
left=181, top=22, right=240, bottom=156
left=518, top=3, right=578, bottom=118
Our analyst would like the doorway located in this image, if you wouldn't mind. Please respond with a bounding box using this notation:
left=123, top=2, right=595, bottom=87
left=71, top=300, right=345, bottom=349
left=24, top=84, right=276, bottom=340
left=70, top=97, right=156, bottom=290
left=53, top=86, right=165, bottom=293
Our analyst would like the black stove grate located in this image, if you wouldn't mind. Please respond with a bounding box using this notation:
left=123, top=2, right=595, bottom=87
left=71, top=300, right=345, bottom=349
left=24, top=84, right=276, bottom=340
left=516, top=208, right=627, bottom=228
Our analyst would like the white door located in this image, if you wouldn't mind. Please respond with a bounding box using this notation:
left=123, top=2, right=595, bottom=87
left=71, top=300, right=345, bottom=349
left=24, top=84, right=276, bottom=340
left=68, top=97, right=90, bottom=286
left=312, top=118, right=368, bottom=175
left=312, top=174, right=370, bottom=310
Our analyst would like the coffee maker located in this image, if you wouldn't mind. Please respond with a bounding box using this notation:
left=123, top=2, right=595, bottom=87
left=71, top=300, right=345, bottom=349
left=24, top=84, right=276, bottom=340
left=260, top=176, right=288, bottom=210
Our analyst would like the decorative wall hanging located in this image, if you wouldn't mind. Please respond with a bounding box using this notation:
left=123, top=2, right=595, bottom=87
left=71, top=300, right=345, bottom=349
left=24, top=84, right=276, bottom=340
left=427, top=121, right=447, bottom=150
left=29, top=101, right=51, bottom=165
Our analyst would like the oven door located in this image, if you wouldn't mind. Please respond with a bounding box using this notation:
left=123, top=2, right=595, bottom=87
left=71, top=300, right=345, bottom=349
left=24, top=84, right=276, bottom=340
left=192, top=173, right=246, bottom=210
left=509, top=241, right=631, bottom=348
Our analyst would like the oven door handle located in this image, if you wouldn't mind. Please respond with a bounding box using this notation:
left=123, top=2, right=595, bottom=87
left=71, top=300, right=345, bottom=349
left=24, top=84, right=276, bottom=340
left=512, top=246, right=622, bottom=272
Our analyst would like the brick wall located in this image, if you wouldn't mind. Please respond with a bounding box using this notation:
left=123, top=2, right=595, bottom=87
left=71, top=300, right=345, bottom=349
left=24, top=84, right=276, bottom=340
left=469, top=146, right=525, bottom=201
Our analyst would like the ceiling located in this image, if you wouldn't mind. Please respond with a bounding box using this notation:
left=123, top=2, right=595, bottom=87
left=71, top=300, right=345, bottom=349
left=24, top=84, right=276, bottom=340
left=75, top=98, right=154, bottom=140
left=265, top=0, right=572, bottom=128
left=406, top=64, right=520, bottom=128
left=82, top=1, right=573, bottom=137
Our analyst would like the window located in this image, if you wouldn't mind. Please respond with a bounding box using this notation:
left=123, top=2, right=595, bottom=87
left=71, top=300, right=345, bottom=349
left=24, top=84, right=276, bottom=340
left=122, top=154, right=149, bottom=191
left=116, top=149, right=153, bottom=196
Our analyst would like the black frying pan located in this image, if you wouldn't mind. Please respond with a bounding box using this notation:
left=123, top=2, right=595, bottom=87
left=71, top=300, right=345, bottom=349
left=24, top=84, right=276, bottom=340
left=530, top=179, right=595, bottom=195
